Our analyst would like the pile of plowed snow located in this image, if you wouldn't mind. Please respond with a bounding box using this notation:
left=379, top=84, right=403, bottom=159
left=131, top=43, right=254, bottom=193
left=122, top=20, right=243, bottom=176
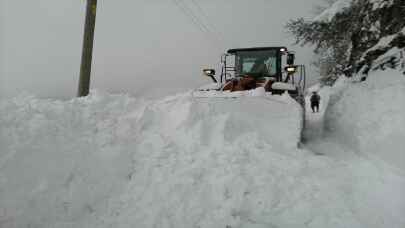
left=326, top=69, right=405, bottom=172
left=0, top=84, right=404, bottom=228
left=0, top=92, right=303, bottom=227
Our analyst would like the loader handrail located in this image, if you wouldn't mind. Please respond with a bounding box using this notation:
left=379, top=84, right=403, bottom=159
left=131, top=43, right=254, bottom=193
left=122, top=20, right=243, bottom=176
left=220, top=53, right=235, bottom=83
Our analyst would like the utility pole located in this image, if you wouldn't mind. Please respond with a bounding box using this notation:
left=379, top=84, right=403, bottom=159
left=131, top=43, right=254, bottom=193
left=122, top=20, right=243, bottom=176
left=77, top=0, right=97, bottom=97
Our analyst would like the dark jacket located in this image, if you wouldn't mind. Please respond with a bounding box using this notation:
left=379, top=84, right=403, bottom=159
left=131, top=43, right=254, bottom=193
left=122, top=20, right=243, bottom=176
left=310, top=94, right=320, bottom=103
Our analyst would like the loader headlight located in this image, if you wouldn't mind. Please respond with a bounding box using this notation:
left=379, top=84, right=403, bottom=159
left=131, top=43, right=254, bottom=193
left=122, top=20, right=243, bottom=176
left=202, top=68, right=217, bottom=83
left=203, top=69, right=216, bottom=76
left=280, top=47, right=287, bottom=52
left=285, top=66, right=297, bottom=73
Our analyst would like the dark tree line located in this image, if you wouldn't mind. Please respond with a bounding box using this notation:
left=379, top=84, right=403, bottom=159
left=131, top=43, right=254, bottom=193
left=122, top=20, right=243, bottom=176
left=286, top=0, right=405, bottom=84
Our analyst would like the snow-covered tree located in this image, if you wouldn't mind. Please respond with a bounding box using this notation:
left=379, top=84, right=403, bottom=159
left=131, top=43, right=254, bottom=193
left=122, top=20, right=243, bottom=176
left=286, top=0, right=405, bottom=84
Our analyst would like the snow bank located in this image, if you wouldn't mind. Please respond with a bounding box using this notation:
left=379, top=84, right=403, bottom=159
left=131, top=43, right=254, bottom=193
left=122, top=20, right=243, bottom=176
left=1, top=87, right=404, bottom=228
left=0, top=91, right=302, bottom=228
left=0, top=92, right=139, bottom=228
left=326, top=69, right=405, bottom=173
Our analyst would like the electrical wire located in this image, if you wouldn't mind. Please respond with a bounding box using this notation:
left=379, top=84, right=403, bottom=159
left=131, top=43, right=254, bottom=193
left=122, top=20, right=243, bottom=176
left=189, top=0, right=226, bottom=44
left=170, top=0, right=222, bottom=48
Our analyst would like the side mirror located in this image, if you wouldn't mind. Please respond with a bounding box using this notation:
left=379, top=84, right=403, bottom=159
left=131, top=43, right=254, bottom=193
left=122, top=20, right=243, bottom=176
left=202, top=69, right=217, bottom=83
left=287, top=53, right=295, bottom=65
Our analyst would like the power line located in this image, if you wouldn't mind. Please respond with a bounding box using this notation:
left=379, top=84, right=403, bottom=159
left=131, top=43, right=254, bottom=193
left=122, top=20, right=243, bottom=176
left=171, top=0, right=208, bottom=34
left=170, top=0, right=222, bottom=48
left=189, top=0, right=226, bottom=44
left=180, top=0, right=220, bottom=43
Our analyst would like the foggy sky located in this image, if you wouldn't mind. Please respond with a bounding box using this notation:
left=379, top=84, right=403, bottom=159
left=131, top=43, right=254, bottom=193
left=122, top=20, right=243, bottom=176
left=1, top=0, right=321, bottom=99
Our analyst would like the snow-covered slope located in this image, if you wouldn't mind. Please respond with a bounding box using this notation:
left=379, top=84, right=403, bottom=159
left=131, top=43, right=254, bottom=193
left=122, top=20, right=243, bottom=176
left=326, top=69, right=405, bottom=173
left=0, top=77, right=404, bottom=228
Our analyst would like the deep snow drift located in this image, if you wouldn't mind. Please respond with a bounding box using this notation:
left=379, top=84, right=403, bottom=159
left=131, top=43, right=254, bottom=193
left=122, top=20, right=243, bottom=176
left=325, top=69, right=405, bottom=173
left=1, top=69, right=405, bottom=228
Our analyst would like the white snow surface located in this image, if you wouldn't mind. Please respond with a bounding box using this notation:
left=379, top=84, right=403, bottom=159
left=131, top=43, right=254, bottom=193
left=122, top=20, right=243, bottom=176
left=1, top=69, right=405, bottom=228
left=325, top=69, right=405, bottom=173
left=197, top=83, right=222, bottom=91
left=313, top=0, right=395, bottom=23
left=361, top=26, right=405, bottom=68
left=371, top=47, right=403, bottom=68
left=271, top=82, right=297, bottom=91
left=370, top=0, right=394, bottom=10
left=367, top=34, right=397, bottom=53
left=313, top=0, right=352, bottom=23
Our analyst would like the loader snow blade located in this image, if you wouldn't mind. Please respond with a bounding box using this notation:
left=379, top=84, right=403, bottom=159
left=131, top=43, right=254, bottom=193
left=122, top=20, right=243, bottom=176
left=191, top=91, right=304, bottom=147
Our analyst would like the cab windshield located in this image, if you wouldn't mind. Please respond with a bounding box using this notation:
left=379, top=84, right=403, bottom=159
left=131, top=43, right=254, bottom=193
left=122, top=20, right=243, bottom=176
left=236, top=50, right=278, bottom=78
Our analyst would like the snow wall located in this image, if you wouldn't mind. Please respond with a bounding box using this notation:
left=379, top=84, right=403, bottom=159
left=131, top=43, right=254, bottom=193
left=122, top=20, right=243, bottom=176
left=0, top=92, right=307, bottom=228
left=325, top=69, right=405, bottom=173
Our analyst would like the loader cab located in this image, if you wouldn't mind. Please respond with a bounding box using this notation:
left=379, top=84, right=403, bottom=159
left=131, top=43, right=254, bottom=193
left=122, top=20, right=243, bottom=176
left=228, top=47, right=284, bottom=81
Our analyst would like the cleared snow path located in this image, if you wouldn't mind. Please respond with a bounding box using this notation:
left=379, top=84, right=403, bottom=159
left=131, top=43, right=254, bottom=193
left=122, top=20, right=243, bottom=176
left=303, top=86, right=331, bottom=145
left=302, top=75, right=405, bottom=228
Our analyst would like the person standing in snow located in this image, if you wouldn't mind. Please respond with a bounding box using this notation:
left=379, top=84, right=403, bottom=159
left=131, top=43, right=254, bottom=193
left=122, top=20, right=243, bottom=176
left=310, top=91, right=321, bottom=113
